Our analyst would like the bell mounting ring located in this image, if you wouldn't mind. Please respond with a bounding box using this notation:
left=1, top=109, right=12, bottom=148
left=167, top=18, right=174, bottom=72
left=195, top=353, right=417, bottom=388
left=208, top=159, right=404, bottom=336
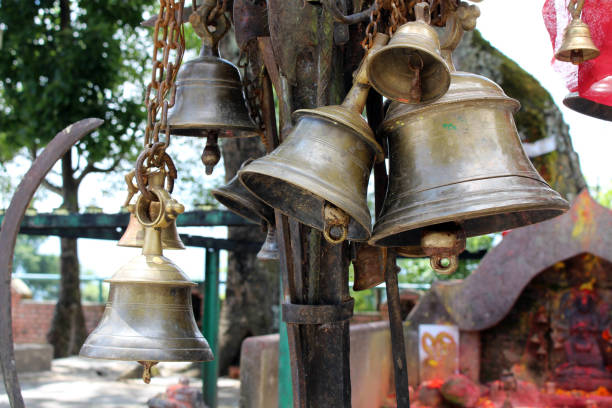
left=323, top=203, right=350, bottom=245
left=135, top=142, right=178, bottom=201
left=190, top=0, right=229, bottom=52
left=135, top=170, right=185, bottom=229
left=421, top=224, right=466, bottom=275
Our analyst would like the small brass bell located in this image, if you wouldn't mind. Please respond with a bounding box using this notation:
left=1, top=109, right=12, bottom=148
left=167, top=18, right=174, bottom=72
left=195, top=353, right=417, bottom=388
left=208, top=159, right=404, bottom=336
left=211, top=159, right=275, bottom=226
left=352, top=244, right=387, bottom=291
left=563, top=92, right=612, bottom=122
left=555, top=0, right=599, bottom=64
left=370, top=71, right=569, bottom=272
left=118, top=204, right=185, bottom=250
left=80, top=171, right=213, bottom=383
left=367, top=2, right=450, bottom=103
left=168, top=0, right=258, bottom=174
left=256, top=224, right=279, bottom=261
left=239, top=34, right=389, bottom=244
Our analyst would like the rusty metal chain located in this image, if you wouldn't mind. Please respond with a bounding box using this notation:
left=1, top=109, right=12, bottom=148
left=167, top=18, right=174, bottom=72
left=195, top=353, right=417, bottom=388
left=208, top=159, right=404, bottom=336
left=140, top=0, right=186, bottom=197
left=388, top=0, right=408, bottom=34
left=361, top=0, right=383, bottom=50
left=144, top=0, right=186, bottom=149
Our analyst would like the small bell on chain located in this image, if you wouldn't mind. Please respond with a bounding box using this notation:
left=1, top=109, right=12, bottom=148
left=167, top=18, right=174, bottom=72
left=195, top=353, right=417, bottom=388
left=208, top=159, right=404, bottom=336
left=370, top=11, right=569, bottom=274
left=80, top=170, right=213, bottom=383
left=239, top=34, right=389, bottom=244
left=168, top=0, right=259, bottom=174
left=555, top=0, right=599, bottom=64
left=366, top=2, right=450, bottom=104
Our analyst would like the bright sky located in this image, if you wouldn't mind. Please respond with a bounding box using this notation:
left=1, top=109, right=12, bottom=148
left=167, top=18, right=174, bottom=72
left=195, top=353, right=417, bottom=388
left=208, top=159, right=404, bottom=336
left=16, top=0, right=612, bottom=281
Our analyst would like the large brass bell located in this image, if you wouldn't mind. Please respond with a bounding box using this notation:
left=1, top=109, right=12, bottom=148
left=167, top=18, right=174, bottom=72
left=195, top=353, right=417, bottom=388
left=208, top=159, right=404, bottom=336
left=118, top=204, right=185, bottom=250
left=367, top=2, right=450, bottom=103
left=168, top=0, right=258, bottom=174
left=80, top=171, right=213, bottom=383
left=555, top=0, right=599, bottom=64
left=370, top=70, right=569, bottom=272
left=563, top=92, right=612, bottom=122
left=238, top=34, right=388, bottom=244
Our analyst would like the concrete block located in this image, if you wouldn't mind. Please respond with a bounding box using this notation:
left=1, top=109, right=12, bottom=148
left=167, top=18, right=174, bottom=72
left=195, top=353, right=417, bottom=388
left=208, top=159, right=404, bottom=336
left=239, top=321, right=392, bottom=408
left=14, top=343, right=53, bottom=372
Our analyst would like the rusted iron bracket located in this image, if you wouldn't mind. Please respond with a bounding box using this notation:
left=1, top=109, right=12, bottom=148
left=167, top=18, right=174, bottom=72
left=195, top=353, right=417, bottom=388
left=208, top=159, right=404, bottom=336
left=282, top=298, right=354, bottom=324
left=0, top=118, right=104, bottom=408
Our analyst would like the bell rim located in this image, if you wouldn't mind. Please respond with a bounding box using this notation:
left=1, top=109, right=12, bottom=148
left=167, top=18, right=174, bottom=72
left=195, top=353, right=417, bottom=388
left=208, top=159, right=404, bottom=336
left=211, top=187, right=274, bottom=225
left=169, top=124, right=260, bottom=137
left=369, top=179, right=569, bottom=247
left=293, top=107, right=384, bottom=162
left=563, top=92, right=612, bottom=122
left=238, top=162, right=373, bottom=242
left=366, top=42, right=451, bottom=104
left=79, top=345, right=214, bottom=363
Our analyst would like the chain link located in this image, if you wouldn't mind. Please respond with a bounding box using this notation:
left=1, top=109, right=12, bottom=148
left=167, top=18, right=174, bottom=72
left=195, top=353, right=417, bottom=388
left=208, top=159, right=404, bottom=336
left=144, top=0, right=186, bottom=149
left=361, top=0, right=382, bottom=50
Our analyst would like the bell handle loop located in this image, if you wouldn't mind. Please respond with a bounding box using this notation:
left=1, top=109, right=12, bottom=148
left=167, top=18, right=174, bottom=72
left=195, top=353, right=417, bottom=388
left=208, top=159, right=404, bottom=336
left=440, top=13, right=463, bottom=72
left=190, top=0, right=229, bottom=55
left=430, top=254, right=459, bottom=275
left=568, top=0, right=585, bottom=20
left=415, top=2, right=431, bottom=25
left=323, top=222, right=348, bottom=245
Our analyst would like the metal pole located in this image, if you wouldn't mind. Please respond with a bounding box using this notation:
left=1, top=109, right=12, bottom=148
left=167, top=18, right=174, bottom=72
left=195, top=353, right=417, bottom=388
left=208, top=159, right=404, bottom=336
left=278, top=278, right=293, bottom=408
left=202, top=248, right=220, bottom=408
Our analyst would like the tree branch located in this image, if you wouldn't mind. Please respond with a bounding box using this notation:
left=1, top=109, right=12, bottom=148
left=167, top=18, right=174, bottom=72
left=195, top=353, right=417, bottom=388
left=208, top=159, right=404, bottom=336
left=40, top=178, right=63, bottom=196
left=75, top=157, right=122, bottom=187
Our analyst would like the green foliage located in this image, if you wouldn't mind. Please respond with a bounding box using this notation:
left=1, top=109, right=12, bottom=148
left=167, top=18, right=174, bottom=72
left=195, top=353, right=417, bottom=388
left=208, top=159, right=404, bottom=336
left=0, top=0, right=152, bottom=164
left=594, top=184, right=612, bottom=208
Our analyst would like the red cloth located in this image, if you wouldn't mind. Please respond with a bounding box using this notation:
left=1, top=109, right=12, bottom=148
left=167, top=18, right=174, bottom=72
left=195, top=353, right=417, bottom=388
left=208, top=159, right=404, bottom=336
left=543, top=0, right=612, bottom=106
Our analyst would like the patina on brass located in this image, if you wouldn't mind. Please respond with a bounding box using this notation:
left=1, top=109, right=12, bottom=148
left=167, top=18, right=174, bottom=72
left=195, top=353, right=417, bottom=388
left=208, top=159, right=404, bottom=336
left=167, top=0, right=258, bottom=172
left=371, top=71, right=569, bottom=265
left=80, top=171, right=213, bottom=383
left=563, top=92, right=612, bottom=122
left=118, top=204, right=185, bottom=250
left=238, top=34, right=388, bottom=244
left=366, top=3, right=450, bottom=104
left=555, top=0, right=599, bottom=64
left=352, top=244, right=387, bottom=291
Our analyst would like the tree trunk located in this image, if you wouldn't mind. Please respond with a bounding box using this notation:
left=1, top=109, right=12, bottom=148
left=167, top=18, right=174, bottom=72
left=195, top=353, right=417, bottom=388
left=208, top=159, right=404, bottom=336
left=47, top=150, right=87, bottom=357
left=217, top=136, right=279, bottom=375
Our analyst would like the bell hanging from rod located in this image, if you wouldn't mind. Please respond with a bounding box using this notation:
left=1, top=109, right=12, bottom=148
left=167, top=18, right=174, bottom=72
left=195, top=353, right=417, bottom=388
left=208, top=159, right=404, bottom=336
left=238, top=34, right=390, bottom=244
left=168, top=0, right=259, bottom=175
left=369, top=14, right=569, bottom=274
left=118, top=171, right=185, bottom=250
left=366, top=2, right=451, bottom=104
left=80, top=170, right=213, bottom=383
left=555, top=0, right=599, bottom=64
left=212, top=159, right=279, bottom=261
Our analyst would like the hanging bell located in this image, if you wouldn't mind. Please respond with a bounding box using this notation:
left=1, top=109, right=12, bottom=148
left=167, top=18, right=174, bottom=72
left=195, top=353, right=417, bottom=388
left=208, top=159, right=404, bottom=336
left=118, top=204, right=185, bottom=250
left=168, top=1, right=258, bottom=173
left=80, top=171, right=213, bottom=383
left=211, top=159, right=275, bottom=226
left=563, top=92, right=612, bottom=121
left=238, top=34, right=389, bottom=244
left=370, top=71, right=569, bottom=271
left=367, top=2, right=450, bottom=103
left=555, top=1, right=599, bottom=65
left=256, top=224, right=279, bottom=261
left=352, top=244, right=387, bottom=291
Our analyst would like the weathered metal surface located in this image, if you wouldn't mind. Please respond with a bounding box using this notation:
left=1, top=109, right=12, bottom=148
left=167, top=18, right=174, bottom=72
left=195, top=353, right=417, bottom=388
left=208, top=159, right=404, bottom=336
left=233, top=0, right=269, bottom=49
left=435, top=190, right=612, bottom=331
left=282, top=299, right=354, bottom=324
left=370, top=71, right=569, bottom=253
left=0, top=118, right=104, bottom=408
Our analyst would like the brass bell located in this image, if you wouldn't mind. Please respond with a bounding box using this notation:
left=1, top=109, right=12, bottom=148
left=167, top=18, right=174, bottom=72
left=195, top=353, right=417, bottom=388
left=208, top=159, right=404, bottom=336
left=81, top=172, right=213, bottom=383
left=352, top=244, right=387, bottom=291
left=239, top=34, right=388, bottom=244
left=370, top=71, right=569, bottom=271
left=367, top=2, right=450, bottom=103
left=211, top=159, right=275, bottom=226
left=563, top=92, right=612, bottom=122
left=118, top=204, right=185, bottom=250
left=555, top=0, right=599, bottom=65
left=256, top=224, right=279, bottom=262
left=168, top=1, right=258, bottom=174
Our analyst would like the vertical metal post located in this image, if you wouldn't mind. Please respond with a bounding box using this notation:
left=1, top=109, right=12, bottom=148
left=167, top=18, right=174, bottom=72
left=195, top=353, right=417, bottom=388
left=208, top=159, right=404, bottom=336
left=202, top=248, right=220, bottom=408
left=98, top=279, right=103, bottom=303
left=278, top=277, right=293, bottom=408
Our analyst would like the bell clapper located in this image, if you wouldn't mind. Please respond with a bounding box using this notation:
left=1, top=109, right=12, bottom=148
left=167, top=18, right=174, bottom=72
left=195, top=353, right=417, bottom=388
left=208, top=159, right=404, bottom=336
left=202, top=131, right=221, bottom=175
left=139, top=361, right=159, bottom=384
left=323, top=202, right=350, bottom=244
left=421, top=224, right=466, bottom=275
